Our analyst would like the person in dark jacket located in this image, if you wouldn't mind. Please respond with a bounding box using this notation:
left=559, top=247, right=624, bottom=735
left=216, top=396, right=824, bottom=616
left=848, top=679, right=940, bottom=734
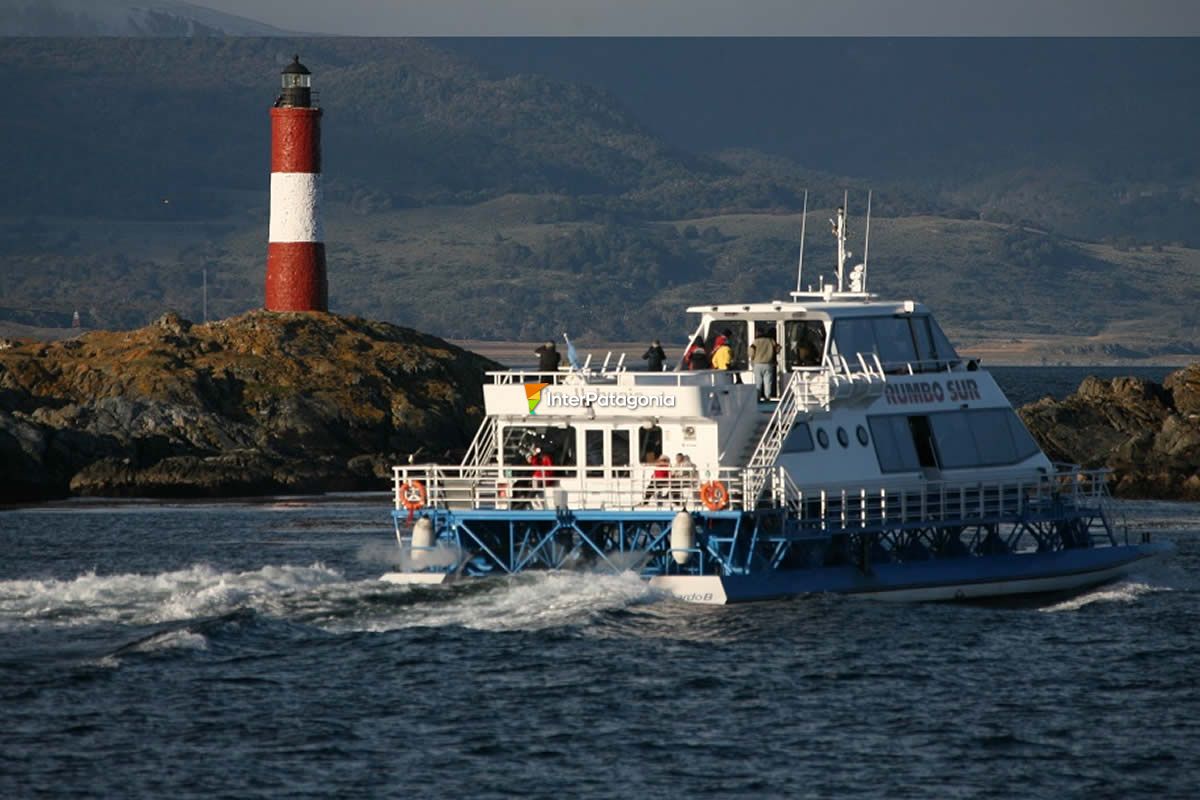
left=686, top=338, right=710, bottom=370
left=535, top=341, right=561, bottom=372
left=642, top=340, right=667, bottom=372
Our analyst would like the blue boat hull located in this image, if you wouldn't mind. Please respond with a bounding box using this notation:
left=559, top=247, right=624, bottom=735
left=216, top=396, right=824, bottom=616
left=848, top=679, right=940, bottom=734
left=649, top=541, right=1174, bottom=604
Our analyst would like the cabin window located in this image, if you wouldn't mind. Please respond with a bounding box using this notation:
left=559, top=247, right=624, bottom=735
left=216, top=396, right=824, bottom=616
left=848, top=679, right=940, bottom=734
left=928, top=317, right=960, bottom=364
left=831, top=315, right=960, bottom=373
left=872, top=317, right=918, bottom=367
left=869, top=409, right=1041, bottom=472
left=784, top=321, right=826, bottom=369
left=502, top=425, right=577, bottom=475
left=929, top=412, right=978, bottom=469
left=639, top=424, right=663, bottom=463
left=1007, top=413, right=1041, bottom=461
left=911, top=316, right=938, bottom=364
left=585, top=429, right=604, bottom=478
left=612, top=429, right=631, bottom=478
left=830, top=318, right=877, bottom=369
left=970, top=409, right=1019, bottom=465
left=868, top=415, right=923, bottom=472
left=781, top=422, right=814, bottom=453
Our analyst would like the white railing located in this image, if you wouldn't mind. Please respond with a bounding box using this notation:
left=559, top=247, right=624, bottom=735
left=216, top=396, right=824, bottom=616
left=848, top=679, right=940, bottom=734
left=752, top=466, right=1112, bottom=529
left=393, top=464, right=745, bottom=512
left=394, top=460, right=1110, bottom=525
left=487, top=369, right=738, bottom=388
left=460, top=416, right=497, bottom=472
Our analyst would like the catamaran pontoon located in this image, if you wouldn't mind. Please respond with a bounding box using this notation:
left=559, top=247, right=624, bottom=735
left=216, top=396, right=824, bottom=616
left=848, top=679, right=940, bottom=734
left=382, top=196, right=1172, bottom=603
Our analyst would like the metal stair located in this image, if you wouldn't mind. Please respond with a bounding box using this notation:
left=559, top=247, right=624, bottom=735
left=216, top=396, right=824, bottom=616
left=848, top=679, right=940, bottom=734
left=742, top=371, right=810, bottom=505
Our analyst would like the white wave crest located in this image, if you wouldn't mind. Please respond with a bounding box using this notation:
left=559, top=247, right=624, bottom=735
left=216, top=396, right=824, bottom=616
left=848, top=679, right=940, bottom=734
left=125, top=629, right=210, bottom=654
left=1040, top=578, right=1168, bottom=613
left=354, top=570, right=660, bottom=634
left=0, top=563, right=347, bottom=630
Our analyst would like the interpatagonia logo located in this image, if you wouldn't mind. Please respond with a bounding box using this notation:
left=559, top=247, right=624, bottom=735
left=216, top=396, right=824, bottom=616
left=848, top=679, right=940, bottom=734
left=524, top=382, right=550, bottom=414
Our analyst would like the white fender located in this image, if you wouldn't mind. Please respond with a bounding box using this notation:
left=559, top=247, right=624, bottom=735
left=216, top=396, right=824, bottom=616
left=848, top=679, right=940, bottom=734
left=670, top=511, right=695, bottom=566
left=410, top=517, right=436, bottom=565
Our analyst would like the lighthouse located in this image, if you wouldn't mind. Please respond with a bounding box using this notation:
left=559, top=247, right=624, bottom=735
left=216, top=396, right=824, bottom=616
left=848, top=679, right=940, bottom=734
left=265, top=55, right=328, bottom=312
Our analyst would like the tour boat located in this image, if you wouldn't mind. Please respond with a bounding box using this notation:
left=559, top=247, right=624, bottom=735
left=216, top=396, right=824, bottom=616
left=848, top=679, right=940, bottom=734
left=381, top=198, right=1172, bottom=603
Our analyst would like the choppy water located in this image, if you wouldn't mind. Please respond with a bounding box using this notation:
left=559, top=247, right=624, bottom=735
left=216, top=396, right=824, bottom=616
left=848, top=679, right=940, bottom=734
left=1, top=497, right=1197, bottom=799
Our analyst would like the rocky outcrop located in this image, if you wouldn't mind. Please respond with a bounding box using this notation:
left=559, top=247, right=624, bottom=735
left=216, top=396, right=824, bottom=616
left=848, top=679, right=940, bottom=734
left=1019, top=364, right=1200, bottom=499
left=0, top=311, right=498, bottom=503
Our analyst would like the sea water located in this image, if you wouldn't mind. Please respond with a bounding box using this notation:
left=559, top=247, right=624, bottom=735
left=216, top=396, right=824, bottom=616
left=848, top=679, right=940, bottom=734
left=1, top=368, right=1197, bottom=799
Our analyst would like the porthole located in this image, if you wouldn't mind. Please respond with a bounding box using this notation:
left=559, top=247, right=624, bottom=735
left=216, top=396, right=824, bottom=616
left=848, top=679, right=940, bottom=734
left=856, top=425, right=869, bottom=446
left=816, top=428, right=830, bottom=449
left=836, top=427, right=849, bottom=448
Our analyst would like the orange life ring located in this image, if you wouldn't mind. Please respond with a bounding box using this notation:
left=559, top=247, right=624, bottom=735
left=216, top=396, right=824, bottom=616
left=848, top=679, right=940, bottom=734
left=700, top=480, right=729, bottom=511
left=398, top=479, right=427, bottom=511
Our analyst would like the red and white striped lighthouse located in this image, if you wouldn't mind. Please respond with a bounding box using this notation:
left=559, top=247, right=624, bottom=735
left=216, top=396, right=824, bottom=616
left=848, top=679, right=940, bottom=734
left=265, top=55, right=328, bottom=312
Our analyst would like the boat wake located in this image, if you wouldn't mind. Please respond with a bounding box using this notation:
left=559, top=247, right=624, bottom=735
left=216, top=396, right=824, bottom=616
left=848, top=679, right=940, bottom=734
left=1040, top=576, right=1174, bottom=613
left=0, top=563, right=663, bottom=636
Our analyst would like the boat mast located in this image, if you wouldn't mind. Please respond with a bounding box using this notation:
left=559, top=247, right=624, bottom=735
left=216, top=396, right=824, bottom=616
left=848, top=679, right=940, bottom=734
left=833, top=189, right=849, bottom=292
left=795, top=189, right=808, bottom=293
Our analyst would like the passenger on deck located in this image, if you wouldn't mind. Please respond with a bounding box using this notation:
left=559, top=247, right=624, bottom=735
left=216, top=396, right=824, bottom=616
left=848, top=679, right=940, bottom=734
left=535, top=341, right=561, bottom=373
left=530, top=447, right=555, bottom=489
left=750, top=331, right=778, bottom=401
left=642, top=452, right=672, bottom=504
left=673, top=453, right=699, bottom=505
left=686, top=338, right=711, bottom=370
left=642, top=340, right=667, bottom=372
left=711, top=338, right=733, bottom=370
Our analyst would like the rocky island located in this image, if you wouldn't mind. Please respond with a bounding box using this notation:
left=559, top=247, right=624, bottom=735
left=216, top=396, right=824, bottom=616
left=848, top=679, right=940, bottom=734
left=1019, top=364, right=1200, bottom=500
left=0, top=312, right=498, bottom=503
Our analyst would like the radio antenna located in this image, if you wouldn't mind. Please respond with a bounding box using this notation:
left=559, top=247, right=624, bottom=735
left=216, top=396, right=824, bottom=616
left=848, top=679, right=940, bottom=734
left=862, top=190, right=873, bottom=293
left=795, top=189, right=808, bottom=293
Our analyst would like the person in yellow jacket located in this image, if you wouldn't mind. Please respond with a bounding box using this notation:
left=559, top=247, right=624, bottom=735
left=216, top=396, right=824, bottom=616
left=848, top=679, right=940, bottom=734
left=711, top=339, right=734, bottom=370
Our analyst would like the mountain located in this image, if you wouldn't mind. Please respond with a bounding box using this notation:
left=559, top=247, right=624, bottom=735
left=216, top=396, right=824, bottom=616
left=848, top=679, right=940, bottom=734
left=0, top=37, right=1198, bottom=354
left=0, top=0, right=288, bottom=36
left=447, top=38, right=1200, bottom=245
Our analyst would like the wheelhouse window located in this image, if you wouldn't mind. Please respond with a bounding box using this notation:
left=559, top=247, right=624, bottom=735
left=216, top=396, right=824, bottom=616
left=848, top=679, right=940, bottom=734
left=784, top=320, right=827, bottom=369
left=830, top=314, right=959, bottom=373
left=502, top=425, right=577, bottom=475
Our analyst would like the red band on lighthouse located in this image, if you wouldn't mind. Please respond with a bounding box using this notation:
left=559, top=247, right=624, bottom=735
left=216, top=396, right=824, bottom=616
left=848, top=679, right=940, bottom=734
left=265, top=99, right=327, bottom=311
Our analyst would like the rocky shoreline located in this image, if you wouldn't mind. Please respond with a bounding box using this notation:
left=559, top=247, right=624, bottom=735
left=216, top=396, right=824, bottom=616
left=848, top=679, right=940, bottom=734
left=3, top=316, right=1197, bottom=503
left=0, top=311, right=498, bottom=503
left=1019, top=364, right=1200, bottom=499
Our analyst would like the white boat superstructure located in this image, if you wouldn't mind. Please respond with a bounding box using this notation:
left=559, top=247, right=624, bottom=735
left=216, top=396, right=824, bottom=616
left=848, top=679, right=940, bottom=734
left=384, top=195, right=1172, bottom=603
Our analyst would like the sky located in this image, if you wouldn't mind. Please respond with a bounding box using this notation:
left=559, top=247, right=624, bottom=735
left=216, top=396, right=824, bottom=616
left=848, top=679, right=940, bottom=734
left=196, top=0, right=1200, bottom=36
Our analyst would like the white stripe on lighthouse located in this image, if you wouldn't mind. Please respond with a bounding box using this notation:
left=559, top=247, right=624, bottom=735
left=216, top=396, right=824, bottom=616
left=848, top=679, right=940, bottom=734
left=268, top=172, right=324, bottom=243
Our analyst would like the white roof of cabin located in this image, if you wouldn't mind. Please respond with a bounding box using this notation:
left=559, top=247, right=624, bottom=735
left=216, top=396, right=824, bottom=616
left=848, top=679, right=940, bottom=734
left=686, top=299, right=928, bottom=319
